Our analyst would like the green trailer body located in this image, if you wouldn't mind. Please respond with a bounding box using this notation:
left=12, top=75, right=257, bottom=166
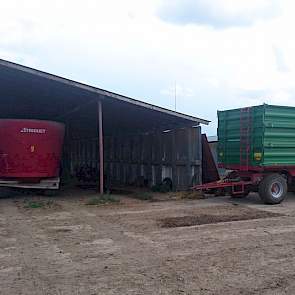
left=218, top=104, right=295, bottom=168
left=194, top=104, right=295, bottom=205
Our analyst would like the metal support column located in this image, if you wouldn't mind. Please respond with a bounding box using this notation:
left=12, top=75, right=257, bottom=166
left=98, top=100, right=104, bottom=194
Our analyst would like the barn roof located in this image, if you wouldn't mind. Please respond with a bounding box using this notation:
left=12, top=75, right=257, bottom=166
left=0, top=59, right=209, bottom=134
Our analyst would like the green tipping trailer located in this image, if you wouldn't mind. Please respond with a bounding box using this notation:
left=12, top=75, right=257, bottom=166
left=194, top=104, right=295, bottom=205
left=218, top=104, right=295, bottom=168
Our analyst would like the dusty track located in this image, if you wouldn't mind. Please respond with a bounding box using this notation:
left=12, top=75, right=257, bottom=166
left=1, top=191, right=295, bottom=294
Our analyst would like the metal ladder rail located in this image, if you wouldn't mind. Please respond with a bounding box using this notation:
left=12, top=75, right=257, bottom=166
left=240, top=108, right=251, bottom=171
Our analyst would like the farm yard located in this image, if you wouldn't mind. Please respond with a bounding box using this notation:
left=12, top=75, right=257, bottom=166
left=2, top=1, right=295, bottom=294
left=1, top=189, right=295, bottom=294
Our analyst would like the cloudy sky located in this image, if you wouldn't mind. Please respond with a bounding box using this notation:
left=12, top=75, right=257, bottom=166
left=0, top=0, right=294, bottom=134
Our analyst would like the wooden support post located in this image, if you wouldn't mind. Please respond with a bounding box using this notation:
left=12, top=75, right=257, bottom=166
left=171, top=129, right=177, bottom=191
left=186, top=127, right=192, bottom=188
left=98, top=100, right=104, bottom=194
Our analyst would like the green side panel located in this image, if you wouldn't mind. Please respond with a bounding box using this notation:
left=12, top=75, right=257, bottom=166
left=218, top=105, right=264, bottom=167
left=218, top=104, right=295, bottom=167
left=263, top=105, right=295, bottom=165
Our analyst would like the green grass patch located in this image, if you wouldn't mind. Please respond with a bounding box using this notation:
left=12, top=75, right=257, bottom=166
left=24, top=199, right=55, bottom=209
left=85, top=194, right=120, bottom=205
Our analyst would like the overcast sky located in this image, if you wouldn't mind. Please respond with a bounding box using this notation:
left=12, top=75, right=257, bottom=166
left=0, top=0, right=294, bottom=134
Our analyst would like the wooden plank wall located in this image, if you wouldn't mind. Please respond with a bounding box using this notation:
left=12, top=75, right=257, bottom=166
left=65, top=126, right=202, bottom=190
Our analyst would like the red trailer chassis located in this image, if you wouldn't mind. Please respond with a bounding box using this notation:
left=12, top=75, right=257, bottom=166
left=193, top=180, right=253, bottom=195
left=193, top=165, right=295, bottom=204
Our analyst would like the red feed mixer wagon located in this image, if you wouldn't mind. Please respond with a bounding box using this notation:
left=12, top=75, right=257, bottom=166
left=0, top=119, right=65, bottom=191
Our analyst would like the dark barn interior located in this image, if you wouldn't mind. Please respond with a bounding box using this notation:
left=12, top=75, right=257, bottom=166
left=0, top=59, right=209, bottom=192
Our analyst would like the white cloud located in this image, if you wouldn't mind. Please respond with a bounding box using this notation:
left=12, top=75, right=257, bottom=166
left=1, top=0, right=295, bottom=134
left=158, top=0, right=280, bottom=28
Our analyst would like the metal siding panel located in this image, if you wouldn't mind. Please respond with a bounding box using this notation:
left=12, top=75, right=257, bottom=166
left=218, top=105, right=264, bottom=166
left=218, top=104, right=295, bottom=167
left=263, top=105, right=295, bottom=165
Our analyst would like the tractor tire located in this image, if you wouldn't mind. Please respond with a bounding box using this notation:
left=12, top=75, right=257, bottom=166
left=258, top=174, right=287, bottom=205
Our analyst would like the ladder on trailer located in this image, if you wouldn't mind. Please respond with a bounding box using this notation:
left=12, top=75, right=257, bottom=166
left=240, top=107, right=252, bottom=171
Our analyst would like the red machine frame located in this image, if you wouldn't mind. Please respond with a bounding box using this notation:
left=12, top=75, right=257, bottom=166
left=193, top=106, right=295, bottom=197
left=193, top=166, right=295, bottom=195
left=193, top=169, right=258, bottom=195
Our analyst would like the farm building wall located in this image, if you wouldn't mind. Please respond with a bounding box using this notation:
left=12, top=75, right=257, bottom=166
left=64, top=126, right=202, bottom=190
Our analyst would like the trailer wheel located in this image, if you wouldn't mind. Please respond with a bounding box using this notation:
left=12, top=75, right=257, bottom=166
left=259, top=174, right=287, bottom=204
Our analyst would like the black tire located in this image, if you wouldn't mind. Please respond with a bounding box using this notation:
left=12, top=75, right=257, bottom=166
left=161, top=178, right=173, bottom=192
left=258, top=174, right=287, bottom=205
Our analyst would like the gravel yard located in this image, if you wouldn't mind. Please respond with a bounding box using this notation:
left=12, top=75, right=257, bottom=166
left=1, top=189, right=295, bottom=294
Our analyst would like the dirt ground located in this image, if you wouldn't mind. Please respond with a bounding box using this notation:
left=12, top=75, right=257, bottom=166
left=1, top=189, right=295, bottom=294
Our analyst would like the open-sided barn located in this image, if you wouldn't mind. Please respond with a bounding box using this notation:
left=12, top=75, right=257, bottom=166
left=0, top=59, right=209, bottom=192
